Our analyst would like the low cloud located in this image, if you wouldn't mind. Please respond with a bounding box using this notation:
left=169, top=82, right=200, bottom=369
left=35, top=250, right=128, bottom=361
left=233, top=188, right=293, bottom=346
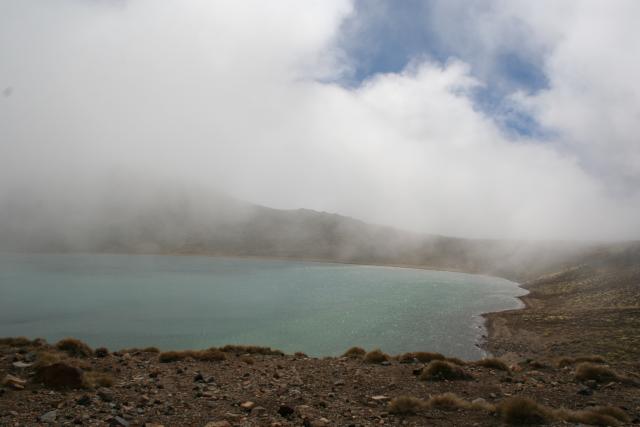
left=1, top=0, right=639, bottom=241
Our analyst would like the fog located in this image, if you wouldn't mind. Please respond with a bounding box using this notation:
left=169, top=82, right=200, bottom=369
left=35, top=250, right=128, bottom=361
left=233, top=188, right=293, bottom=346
left=1, top=0, right=640, bottom=244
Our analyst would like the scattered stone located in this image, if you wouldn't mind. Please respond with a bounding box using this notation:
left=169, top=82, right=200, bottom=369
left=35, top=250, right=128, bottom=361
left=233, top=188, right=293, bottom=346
left=371, top=395, right=390, bottom=402
left=204, top=422, right=231, bottom=427
left=40, top=410, right=57, bottom=423
left=251, top=406, right=267, bottom=417
left=295, top=404, right=315, bottom=419
left=76, top=394, right=92, bottom=406
left=333, top=380, right=345, bottom=386
left=194, top=372, right=205, bottom=382
left=577, top=387, right=593, bottom=396
left=240, top=401, right=256, bottom=410
left=12, top=361, right=33, bottom=369
left=1, top=374, right=26, bottom=390
left=278, top=405, right=295, bottom=417
left=108, top=416, right=130, bottom=426
left=98, top=387, right=114, bottom=402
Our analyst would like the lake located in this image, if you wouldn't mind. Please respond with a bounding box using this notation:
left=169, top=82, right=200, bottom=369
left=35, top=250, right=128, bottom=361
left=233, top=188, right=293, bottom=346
left=0, top=253, right=526, bottom=359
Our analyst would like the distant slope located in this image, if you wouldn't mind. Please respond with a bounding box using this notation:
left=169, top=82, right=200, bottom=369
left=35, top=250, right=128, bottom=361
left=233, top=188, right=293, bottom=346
left=0, top=185, right=618, bottom=280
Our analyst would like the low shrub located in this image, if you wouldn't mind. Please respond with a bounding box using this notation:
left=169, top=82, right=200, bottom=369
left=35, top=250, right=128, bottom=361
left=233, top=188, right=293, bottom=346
left=364, top=349, right=389, bottom=364
left=388, top=396, right=425, bottom=415
left=0, top=337, right=33, bottom=347
left=84, top=371, right=115, bottom=388
left=342, top=347, right=366, bottom=358
left=159, top=348, right=226, bottom=363
left=56, top=338, right=93, bottom=358
left=575, top=362, right=621, bottom=383
left=219, top=345, right=283, bottom=356
left=94, top=347, right=109, bottom=358
left=419, top=360, right=472, bottom=381
left=497, top=397, right=553, bottom=425
left=558, top=355, right=606, bottom=368
left=475, top=358, right=510, bottom=371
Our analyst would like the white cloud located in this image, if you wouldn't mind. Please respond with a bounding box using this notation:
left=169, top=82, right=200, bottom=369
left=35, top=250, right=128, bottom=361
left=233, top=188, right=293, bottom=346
left=1, top=0, right=639, bottom=240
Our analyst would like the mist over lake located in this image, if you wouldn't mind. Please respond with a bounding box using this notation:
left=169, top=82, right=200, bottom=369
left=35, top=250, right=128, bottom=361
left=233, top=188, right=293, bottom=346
left=0, top=254, right=525, bottom=359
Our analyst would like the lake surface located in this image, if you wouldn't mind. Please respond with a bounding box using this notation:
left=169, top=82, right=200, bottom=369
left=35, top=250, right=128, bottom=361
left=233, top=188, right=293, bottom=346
left=0, top=254, right=526, bottom=359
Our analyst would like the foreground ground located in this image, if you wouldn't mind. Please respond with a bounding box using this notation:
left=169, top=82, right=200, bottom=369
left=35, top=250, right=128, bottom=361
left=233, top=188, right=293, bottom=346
left=1, top=337, right=639, bottom=427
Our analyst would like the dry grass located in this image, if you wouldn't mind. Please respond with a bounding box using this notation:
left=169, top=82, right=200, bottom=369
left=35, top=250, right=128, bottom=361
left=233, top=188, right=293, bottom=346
left=397, top=351, right=445, bottom=364
left=364, top=349, right=389, bottom=364
left=342, top=347, right=366, bottom=358
left=121, top=346, right=161, bottom=354
left=444, top=357, right=467, bottom=366
left=159, top=348, right=226, bottom=363
left=219, top=345, right=283, bottom=356
left=94, top=347, right=109, bottom=358
left=55, top=338, right=93, bottom=358
left=419, top=360, right=472, bottom=381
left=575, top=362, right=622, bottom=383
left=559, top=406, right=629, bottom=426
left=497, top=397, right=554, bottom=425
left=558, top=355, right=606, bottom=368
left=474, top=357, right=510, bottom=371
left=33, top=350, right=64, bottom=368
left=83, top=371, right=115, bottom=388
left=389, top=393, right=496, bottom=416
left=0, top=337, right=33, bottom=346
left=388, top=393, right=630, bottom=426
left=388, top=396, right=425, bottom=415
left=240, top=355, right=255, bottom=365
left=427, top=392, right=471, bottom=410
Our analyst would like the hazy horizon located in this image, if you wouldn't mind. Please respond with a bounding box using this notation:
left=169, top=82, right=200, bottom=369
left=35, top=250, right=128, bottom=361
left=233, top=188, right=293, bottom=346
left=2, top=1, right=640, bottom=241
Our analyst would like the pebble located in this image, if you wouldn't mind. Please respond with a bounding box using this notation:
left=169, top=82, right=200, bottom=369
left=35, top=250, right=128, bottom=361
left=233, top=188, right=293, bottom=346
left=40, top=410, right=57, bottom=423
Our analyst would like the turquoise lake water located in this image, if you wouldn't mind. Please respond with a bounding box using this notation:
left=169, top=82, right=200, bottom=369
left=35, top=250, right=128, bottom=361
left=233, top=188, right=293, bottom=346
left=0, top=254, right=525, bottom=359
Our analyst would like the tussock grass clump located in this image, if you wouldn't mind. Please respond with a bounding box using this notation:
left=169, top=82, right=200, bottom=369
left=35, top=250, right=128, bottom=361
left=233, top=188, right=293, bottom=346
left=56, top=338, right=93, bottom=358
left=364, top=349, right=390, bottom=364
left=475, top=357, right=510, bottom=371
left=121, top=346, right=160, bottom=354
left=558, top=355, right=606, bottom=368
left=396, top=351, right=445, bottom=364
left=33, top=350, right=66, bottom=369
left=159, top=348, right=226, bottom=363
left=497, top=397, right=554, bottom=425
left=444, top=357, right=467, bottom=366
left=575, top=362, right=622, bottom=383
left=84, top=371, right=115, bottom=388
left=0, top=337, right=33, bottom=347
left=219, top=344, right=283, bottom=356
left=559, top=406, right=630, bottom=426
left=419, top=360, right=472, bottom=381
left=240, top=355, right=255, bottom=365
left=159, top=351, right=188, bottom=363
left=389, top=393, right=496, bottom=416
left=427, top=392, right=471, bottom=410
left=94, top=347, right=109, bottom=358
left=342, top=347, right=366, bottom=358
left=388, top=396, right=425, bottom=415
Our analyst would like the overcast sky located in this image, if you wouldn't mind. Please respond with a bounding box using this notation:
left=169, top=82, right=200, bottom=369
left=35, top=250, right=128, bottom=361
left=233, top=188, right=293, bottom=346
left=1, top=0, right=639, bottom=240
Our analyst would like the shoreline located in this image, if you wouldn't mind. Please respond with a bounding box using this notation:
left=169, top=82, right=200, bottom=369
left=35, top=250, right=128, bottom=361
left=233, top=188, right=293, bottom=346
left=1, top=251, right=527, bottom=359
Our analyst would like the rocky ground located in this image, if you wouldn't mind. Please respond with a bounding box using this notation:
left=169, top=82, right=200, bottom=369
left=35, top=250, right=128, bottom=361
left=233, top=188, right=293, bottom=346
left=1, top=338, right=639, bottom=427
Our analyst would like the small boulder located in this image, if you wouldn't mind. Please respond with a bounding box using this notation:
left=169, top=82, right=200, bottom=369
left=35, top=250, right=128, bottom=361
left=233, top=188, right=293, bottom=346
left=278, top=405, right=295, bottom=417
left=1, top=374, right=27, bottom=390
left=36, top=363, right=84, bottom=389
left=240, top=401, right=256, bottom=410
left=40, top=410, right=57, bottom=424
